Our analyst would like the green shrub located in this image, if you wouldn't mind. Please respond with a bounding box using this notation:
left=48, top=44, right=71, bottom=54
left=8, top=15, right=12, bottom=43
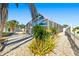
left=2, top=32, right=14, bottom=37
left=77, top=31, right=79, bottom=34
left=29, top=25, right=55, bottom=56
left=33, top=25, right=50, bottom=41
left=29, top=38, right=55, bottom=56
left=51, top=27, right=58, bottom=36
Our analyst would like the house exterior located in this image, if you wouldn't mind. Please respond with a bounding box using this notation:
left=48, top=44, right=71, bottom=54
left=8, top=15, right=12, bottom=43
left=26, top=18, right=63, bottom=34
left=26, top=3, right=63, bottom=34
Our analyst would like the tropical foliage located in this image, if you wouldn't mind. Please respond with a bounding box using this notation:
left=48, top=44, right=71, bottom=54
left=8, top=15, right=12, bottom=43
left=51, top=27, right=58, bottom=36
left=19, top=24, right=26, bottom=29
left=29, top=25, right=57, bottom=56
left=0, top=4, right=18, bottom=38
left=6, top=20, right=19, bottom=32
left=32, top=25, right=50, bottom=41
left=63, top=24, right=68, bottom=28
left=2, top=32, right=14, bottom=37
left=77, top=31, right=79, bottom=34
left=72, top=26, right=79, bottom=31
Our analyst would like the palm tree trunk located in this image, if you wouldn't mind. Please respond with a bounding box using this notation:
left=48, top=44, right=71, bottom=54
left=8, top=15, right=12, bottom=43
left=1, top=4, right=8, bottom=32
left=0, top=3, right=18, bottom=38
left=0, top=4, right=8, bottom=38
left=0, top=4, right=2, bottom=38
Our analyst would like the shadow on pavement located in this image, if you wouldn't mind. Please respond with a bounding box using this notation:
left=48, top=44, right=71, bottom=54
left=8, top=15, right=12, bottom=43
left=6, top=35, right=32, bottom=46
left=0, top=35, right=32, bottom=55
left=1, top=37, right=32, bottom=56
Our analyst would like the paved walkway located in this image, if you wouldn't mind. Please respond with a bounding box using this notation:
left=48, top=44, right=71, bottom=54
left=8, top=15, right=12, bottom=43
left=1, top=31, right=79, bottom=56
left=0, top=34, right=33, bottom=56
left=47, top=32, right=75, bottom=56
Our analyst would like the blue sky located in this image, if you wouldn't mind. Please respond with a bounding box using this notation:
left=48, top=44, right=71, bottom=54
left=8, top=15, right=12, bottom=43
left=8, top=3, right=79, bottom=26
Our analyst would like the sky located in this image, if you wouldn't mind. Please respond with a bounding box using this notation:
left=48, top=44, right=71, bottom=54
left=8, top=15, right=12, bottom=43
left=8, top=3, right=79, bottom=27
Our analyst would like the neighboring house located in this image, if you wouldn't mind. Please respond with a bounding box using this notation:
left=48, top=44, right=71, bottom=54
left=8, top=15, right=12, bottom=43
left=26, top=3, right=63, bottom=34
left=26, top=18, right=63, bottom=34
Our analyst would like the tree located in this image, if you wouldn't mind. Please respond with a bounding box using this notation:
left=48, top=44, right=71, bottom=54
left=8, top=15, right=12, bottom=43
left=72, top=26, right=79, bottom=35
left=6, top=21, right=10, bottom=32
left=6, top=20, right=19, bottom=32
left=19, top=24, right=25, bottom=29
left=63, top=24, right=68, bottom=28
left=0, top=4, right=8, bottom=38
left=0, top=4, right=18, bottom=38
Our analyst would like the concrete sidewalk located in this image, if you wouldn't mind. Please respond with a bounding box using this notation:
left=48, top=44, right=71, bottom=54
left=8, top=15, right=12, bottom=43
left=47, top=32, right=75, bottom=56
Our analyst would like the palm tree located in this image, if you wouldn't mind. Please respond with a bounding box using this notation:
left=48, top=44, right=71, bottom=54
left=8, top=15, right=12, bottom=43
left=0, top=3, right=18, bottom=38
left=7, top=20, right=19, bottom=32
left=0, top=4, right=8, bottom=38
